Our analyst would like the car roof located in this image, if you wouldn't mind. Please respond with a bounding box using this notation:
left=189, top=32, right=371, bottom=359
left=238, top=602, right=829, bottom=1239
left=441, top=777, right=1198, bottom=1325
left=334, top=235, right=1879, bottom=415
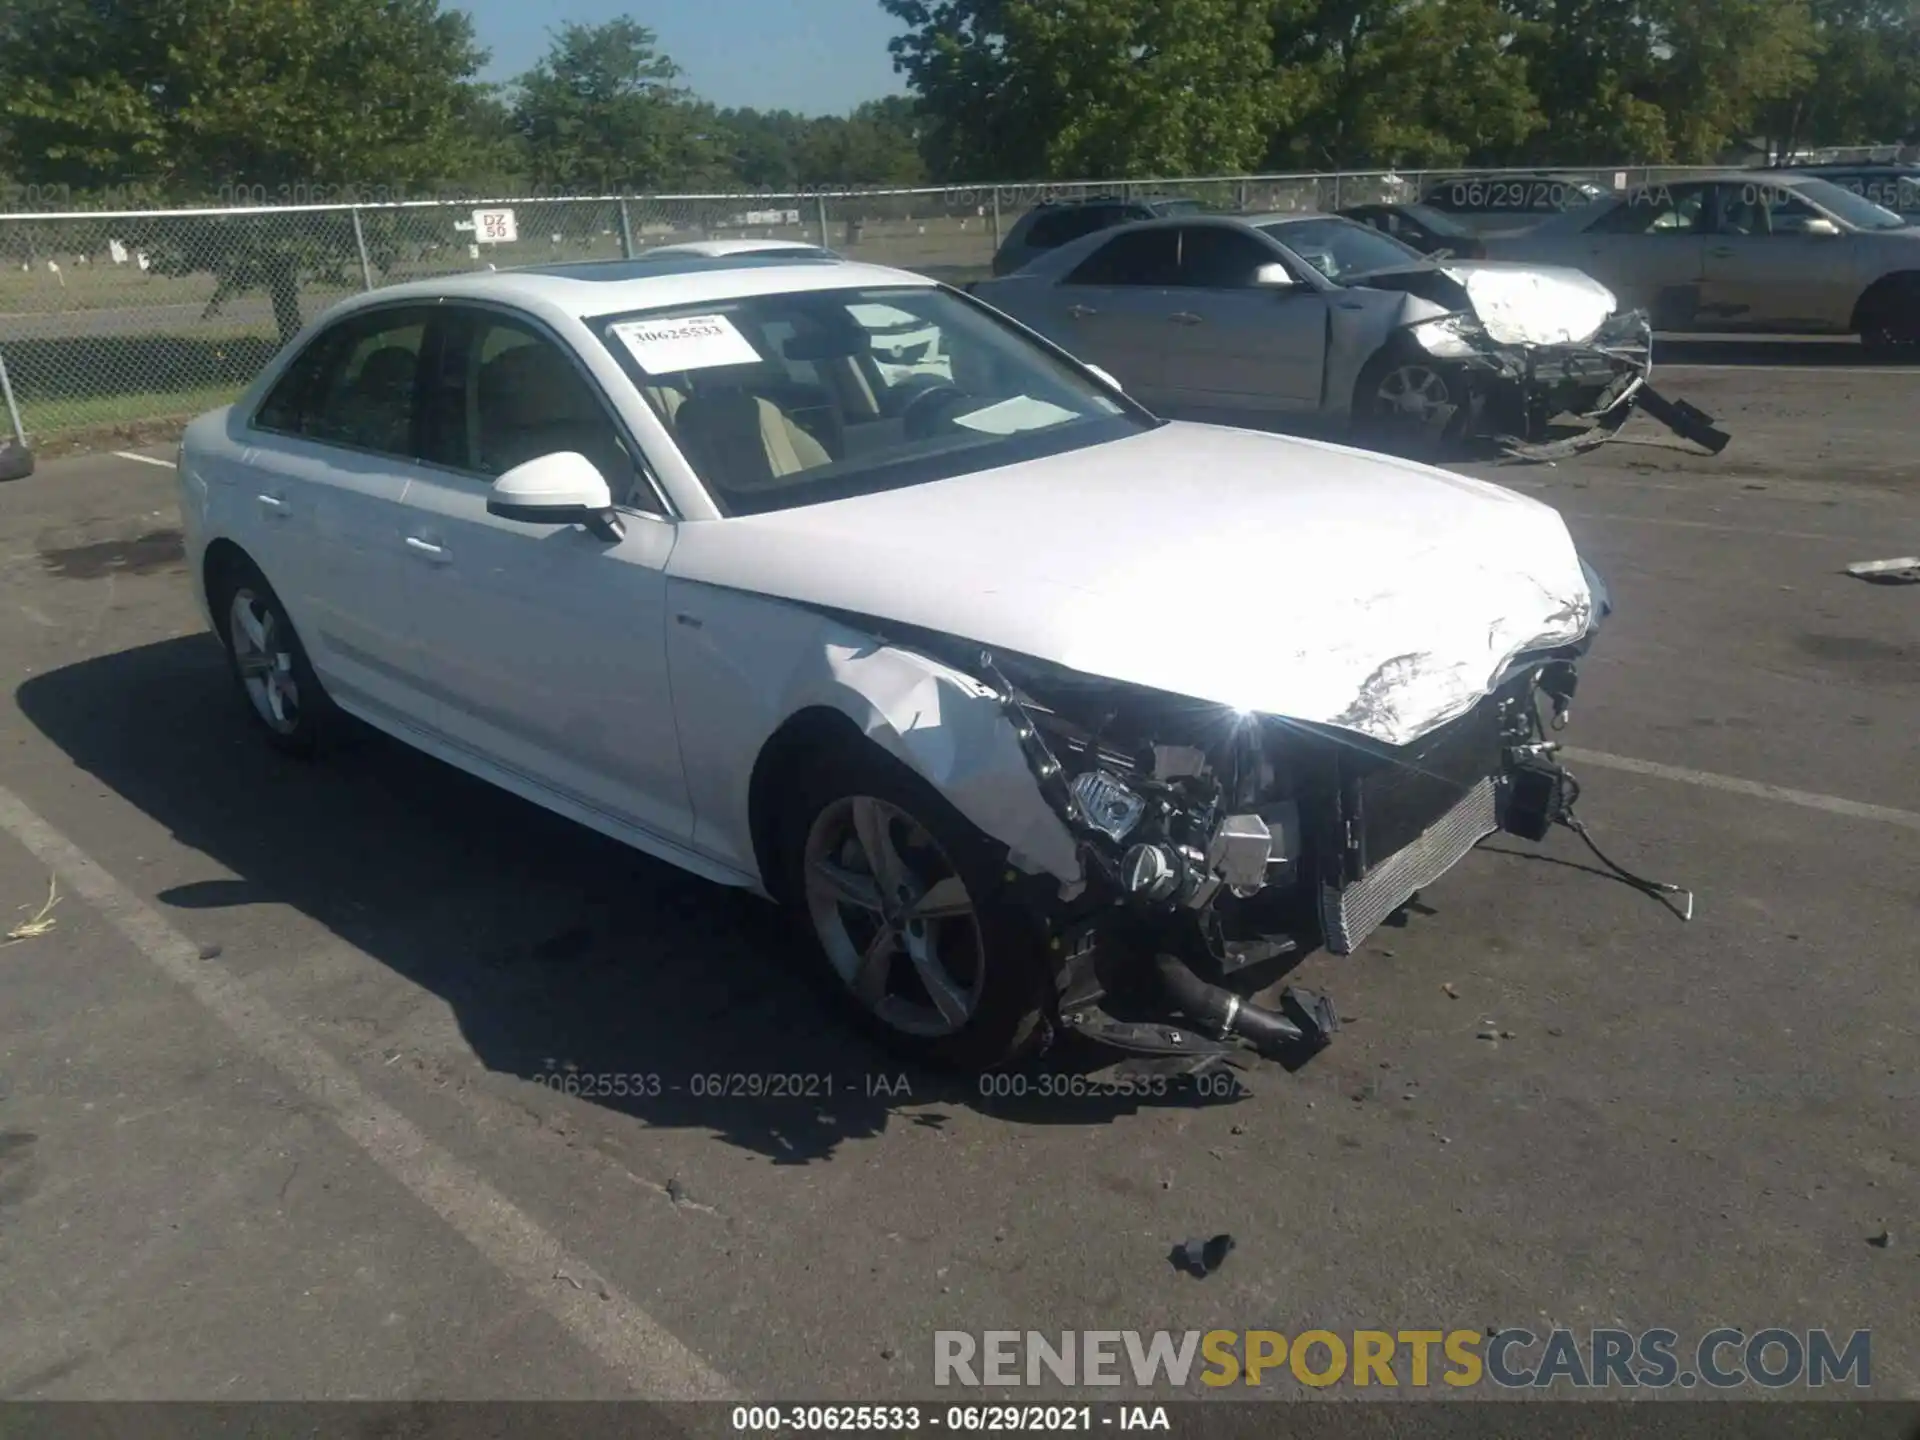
left=1774, top=160, right=1919, bottom=172
left=1240, top=211, right=1360, bottom=228
left=345, top=254, right=927, bottom=322
left=646, top=238, right=835, bottom=257
left=1031, top=193, right=1195, bottom=210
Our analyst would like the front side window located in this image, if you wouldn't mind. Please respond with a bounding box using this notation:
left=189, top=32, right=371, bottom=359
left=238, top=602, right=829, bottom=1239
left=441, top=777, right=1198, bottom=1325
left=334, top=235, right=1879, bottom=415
left=420, top=310, right=653, bottom=508
left=1175, top=226, right=1286, bottom=288
left=254, top=307, right=432, bottom=458
left=591, top=286, right=1149, bottom=517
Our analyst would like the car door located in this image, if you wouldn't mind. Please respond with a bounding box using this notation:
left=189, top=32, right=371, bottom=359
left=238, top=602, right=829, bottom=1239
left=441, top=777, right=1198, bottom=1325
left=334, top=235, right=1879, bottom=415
left=394, top=303, right=696, bottom=847
left=1568, top=182, right=1713, bottom=328
left=1698, top=182, right=1860, bottom=332
left=243, top=303, right=442, bottom=730
left=1031, top=228, right=1182, bottom=400
left=1155, top=224, right=1327, bottom=411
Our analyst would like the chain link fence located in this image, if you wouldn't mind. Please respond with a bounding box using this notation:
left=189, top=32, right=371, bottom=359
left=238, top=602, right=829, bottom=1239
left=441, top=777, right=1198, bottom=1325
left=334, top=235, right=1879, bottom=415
left=0, top=164, right=1736, bottom=445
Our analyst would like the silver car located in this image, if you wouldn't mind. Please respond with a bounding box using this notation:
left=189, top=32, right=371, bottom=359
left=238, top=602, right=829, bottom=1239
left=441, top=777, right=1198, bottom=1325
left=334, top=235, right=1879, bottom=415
left=1484, top=172, right=1920, bottom=351
left=969, top=212, right=1665, bottom=457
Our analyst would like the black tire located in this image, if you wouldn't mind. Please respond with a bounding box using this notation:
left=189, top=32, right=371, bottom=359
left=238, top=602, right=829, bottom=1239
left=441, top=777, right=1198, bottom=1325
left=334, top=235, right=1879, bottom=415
left=1857, top=275, right=1920, bottom=356
left=776, top=738, right=1058, bottom=1072
left=1351, top=342, right=1466, bottom=458
left=208, top=556, right=337, bottom=759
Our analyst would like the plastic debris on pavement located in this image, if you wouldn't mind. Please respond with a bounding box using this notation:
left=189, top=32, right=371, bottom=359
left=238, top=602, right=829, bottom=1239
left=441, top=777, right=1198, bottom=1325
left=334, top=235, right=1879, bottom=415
left=1170, top=1234, right=1236, bottom=1278
left=1845, top=557, right=1920, bottom=585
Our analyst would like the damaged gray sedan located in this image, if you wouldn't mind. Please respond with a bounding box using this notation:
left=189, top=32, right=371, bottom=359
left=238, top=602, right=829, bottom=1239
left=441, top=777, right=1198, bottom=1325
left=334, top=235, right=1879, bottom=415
left=969, top=212, right=1728, bottom=459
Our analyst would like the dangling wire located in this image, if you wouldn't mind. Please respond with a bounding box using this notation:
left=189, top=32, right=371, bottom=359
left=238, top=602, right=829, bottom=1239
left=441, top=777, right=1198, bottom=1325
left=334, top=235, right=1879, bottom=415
left=1555, top=767, right=1695, bottom=921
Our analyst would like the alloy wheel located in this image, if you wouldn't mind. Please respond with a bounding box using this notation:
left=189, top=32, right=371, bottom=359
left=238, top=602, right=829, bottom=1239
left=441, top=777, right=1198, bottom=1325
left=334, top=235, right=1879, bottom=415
left=228, top=588, right=302, bottom=736
left=802, top=795, right=986, bottom=1038
left=1373, top=363, right=1455, bottom=431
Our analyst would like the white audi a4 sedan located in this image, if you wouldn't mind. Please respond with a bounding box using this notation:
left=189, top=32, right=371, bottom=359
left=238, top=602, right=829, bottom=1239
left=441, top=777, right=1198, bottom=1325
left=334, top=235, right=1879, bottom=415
left=176, top=251, right=1616, bottom=1072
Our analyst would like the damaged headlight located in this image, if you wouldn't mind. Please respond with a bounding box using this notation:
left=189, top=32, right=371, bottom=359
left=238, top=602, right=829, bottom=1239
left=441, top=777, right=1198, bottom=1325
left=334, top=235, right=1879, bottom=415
left=1069, top=769, right=1148, bottom=842
left=1408, top=314, right=1484, bottom=359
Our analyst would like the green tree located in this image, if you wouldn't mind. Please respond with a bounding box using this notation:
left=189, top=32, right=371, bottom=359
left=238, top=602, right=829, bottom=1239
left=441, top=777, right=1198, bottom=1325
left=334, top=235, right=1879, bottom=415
left=512, top=19, right=717, bottom=193
left=1757, top=0, right=1920, bottom=153
left=882, top=0, right=1278, bottom=180
left=792, top=99, right=929, bottom=185
left=1643, top=0, right=1818, bottom=161
left=1510, top=0, right=1817, bottom=163
left=1263, top=0, right=1544, bottom=168
left=0, top=0, right=490, bottom=341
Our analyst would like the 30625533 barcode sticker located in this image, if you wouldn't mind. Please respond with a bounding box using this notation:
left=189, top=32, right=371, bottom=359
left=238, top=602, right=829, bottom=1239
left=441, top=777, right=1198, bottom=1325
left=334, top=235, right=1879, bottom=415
left=610, top=314, right=761, bottom=374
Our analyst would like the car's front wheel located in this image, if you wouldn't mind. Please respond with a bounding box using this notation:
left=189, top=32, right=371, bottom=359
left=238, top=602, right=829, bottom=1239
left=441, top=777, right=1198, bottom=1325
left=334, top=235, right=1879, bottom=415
left=210, top=557, right=335, bottom=758
left=1859, top=277, right=1920, bottom=355
left=1353, top=344, right=1464, bottom=456
left=781, top=742, right=1056, bottom=1071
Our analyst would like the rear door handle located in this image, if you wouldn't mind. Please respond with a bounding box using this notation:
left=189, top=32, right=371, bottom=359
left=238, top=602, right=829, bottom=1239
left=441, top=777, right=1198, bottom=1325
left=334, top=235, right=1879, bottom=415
left=1709, top=246, right=1735, bottom=258
left=1065, top=304, right=1098, bottom=319
left=256, top=493, right=290, bottom=518
left=404, top=535, right=449, bottom=563
left=1169, top=312, right=1204, bottom=326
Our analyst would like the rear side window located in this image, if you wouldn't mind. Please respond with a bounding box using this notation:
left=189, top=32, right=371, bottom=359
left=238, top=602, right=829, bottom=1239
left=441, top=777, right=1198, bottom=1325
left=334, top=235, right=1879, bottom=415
left=1065, top=228, right=1181, bottom=287
left=253, top=306, right=434, bottom=459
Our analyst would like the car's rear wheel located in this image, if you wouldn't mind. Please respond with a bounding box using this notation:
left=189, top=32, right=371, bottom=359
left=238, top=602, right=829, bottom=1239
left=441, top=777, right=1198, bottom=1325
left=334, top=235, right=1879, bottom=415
left=1353, top=344, right=1464, bottom=456
left=210, top=558, right=335, bottom=758
left=780, top=742, right=1056, bottom=1071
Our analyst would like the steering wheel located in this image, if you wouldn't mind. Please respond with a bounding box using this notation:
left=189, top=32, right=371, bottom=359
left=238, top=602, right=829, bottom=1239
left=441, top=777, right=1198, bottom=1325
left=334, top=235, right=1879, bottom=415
left=899, top=382, right=972, bottom=440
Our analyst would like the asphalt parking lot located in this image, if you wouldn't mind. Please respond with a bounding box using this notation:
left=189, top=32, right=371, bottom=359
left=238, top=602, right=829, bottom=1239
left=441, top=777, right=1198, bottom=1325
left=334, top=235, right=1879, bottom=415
left=0, top=345, right=1915, bottom=1405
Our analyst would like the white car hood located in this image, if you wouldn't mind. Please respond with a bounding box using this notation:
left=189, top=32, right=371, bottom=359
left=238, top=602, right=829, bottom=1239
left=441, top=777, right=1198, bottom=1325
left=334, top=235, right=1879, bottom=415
left=666, top=422, right=1596, bottom=747
left=1435, top=259, right=1619, bottom=345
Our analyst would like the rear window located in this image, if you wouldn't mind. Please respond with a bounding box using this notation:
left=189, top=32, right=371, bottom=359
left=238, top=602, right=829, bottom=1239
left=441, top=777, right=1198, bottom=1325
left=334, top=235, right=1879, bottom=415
left=1023, top=205, right=1132, bottom=249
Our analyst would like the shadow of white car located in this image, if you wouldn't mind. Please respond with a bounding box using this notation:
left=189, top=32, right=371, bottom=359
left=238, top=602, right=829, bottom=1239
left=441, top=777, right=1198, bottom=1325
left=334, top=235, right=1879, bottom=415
left=175, top=249, right=1634, bottom=1073
left=968, top=213, right=1667, bottom=458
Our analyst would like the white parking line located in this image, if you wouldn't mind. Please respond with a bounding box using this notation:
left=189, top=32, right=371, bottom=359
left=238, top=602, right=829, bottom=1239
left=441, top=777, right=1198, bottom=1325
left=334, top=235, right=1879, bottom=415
left=1562, top=748, right=1920, bottom=833
left=112, top=451, right=175, bottom=468
left=0, top=780, right=738, bottom=1401
left=1659, top=364, right=1920, bottom=376
left=1557, top=510, right=1861, bottom=544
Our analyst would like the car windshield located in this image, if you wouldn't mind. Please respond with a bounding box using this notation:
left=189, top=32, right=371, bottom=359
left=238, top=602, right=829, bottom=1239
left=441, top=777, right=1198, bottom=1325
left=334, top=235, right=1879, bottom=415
left=1793, top=178, right=1908, bottom=230
left=1258, top=218, right=1425, bottom=280
left=592, top=285, right=1148, bottom=517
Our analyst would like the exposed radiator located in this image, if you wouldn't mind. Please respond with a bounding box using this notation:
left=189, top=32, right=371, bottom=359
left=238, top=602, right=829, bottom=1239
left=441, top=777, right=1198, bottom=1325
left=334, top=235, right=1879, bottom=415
left=1319, top=776, right=1500, bottom=955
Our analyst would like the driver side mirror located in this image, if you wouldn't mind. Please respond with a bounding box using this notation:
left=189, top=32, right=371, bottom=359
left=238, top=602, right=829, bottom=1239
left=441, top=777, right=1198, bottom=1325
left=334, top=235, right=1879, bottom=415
left=487, top=451, right=626, bottom=542
left=1253, top=262, right=1296, bottom=288
left=1084, top=363, right=1124, bottom=392
left=1791, top=216, right=1843, bottom=237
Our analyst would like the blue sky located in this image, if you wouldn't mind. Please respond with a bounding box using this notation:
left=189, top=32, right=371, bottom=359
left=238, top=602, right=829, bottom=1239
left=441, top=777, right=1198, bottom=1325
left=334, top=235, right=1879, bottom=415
left=465, top=0, right=908, bottom=115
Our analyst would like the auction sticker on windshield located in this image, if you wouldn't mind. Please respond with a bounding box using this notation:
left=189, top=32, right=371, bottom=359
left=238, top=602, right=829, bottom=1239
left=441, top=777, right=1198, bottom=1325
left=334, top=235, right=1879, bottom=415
left=611, top=314, right=761, bottom=373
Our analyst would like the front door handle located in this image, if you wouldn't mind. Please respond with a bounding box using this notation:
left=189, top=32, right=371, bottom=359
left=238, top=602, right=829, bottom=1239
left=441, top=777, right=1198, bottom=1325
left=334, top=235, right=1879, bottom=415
left=1169, top=312, right=1204, bottom=326
left=256, top=493, right=290, bottom=518
left=404, top=535, right=449, bottom=563
left=1065, top=304, right=1098, bottom=319
left=1709, top=245, right=1735, bottom=258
